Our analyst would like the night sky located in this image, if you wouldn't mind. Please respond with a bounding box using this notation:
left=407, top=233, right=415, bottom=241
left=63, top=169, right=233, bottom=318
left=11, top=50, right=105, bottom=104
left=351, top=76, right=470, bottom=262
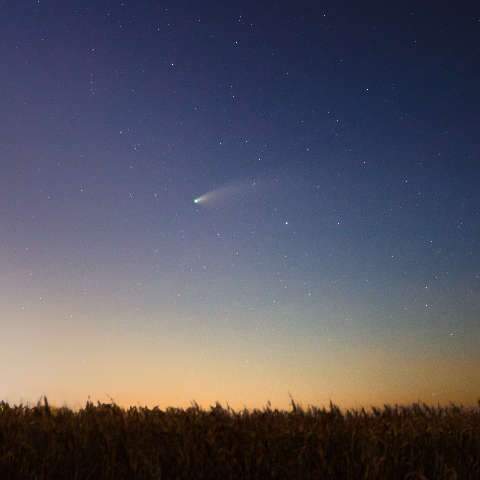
left=2, top=1, right=479, bottom=408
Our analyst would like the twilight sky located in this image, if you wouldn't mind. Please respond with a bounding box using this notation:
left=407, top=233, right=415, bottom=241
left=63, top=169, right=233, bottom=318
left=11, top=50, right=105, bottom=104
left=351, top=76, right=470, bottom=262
left=1, top=1, right=479, bottom=409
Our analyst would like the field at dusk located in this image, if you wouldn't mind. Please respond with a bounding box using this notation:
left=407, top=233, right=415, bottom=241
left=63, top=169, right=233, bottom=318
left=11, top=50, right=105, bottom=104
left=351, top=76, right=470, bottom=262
left=1, top=399, right=479, bottom=479
left=2, top=0, right=479, bottom=478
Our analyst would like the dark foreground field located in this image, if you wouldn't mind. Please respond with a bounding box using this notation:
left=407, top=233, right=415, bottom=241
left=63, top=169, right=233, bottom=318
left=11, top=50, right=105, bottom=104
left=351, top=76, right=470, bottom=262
left=0, top=399, right=479, bottom=479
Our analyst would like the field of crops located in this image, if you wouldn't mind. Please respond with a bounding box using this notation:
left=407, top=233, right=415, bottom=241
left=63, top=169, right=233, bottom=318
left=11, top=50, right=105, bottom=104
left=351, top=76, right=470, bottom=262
left=0, top=398, right=479, bottom=479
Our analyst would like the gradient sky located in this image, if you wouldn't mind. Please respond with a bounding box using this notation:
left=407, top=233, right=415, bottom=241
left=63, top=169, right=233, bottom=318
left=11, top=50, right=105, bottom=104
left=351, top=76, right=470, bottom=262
left=1, top=1, right=479, bottom=409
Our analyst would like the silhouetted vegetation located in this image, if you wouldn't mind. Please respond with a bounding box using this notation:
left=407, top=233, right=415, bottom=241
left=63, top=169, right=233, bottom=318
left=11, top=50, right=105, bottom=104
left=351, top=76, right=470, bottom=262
left=0, top=398, right=479, bottom=479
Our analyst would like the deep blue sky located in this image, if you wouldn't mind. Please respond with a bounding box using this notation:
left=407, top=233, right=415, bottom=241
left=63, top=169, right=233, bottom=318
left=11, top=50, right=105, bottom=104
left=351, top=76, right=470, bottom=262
left=1, top=1, right=479, bottom=407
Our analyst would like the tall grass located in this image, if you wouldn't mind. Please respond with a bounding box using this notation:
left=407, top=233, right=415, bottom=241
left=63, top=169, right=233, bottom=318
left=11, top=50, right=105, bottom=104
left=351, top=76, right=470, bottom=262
left=0, top=398, right=479, bottom=479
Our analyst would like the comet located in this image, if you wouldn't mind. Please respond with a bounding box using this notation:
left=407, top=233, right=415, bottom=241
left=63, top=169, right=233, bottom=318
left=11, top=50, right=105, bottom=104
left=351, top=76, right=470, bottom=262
left=193, top=190, right=215, bottom=205
left=193, top=179, right=258, bottom=207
